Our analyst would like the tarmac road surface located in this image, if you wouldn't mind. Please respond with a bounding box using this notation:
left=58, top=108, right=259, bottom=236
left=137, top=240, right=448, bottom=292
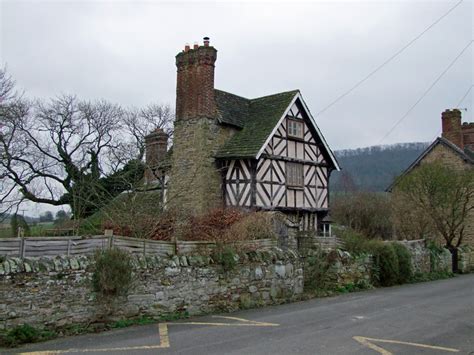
left=8, top=273, right=474, bottom=355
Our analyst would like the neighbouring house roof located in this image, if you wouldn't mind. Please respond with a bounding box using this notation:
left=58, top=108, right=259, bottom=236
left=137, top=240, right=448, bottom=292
left=214, top=89, right=340, bottom=170
left=386, top=136, right=474, bottom=192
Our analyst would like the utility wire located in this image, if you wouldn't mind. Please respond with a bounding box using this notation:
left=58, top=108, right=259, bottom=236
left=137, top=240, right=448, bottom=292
left=316, top=0, right=464, bottom=117
left=378, top=40, right=473, bottom=144
left=456, top=84, right=473, bottom=107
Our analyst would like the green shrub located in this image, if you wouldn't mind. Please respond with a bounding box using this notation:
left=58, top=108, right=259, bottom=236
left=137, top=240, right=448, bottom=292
left=372, top=243, right=399, bottom=287
left=1, top=324, right=56, bottom=347
left=392, top=243, right=413, bottom=284
left=339, top=228, right=416, bottom=287
left=92, top=248, right=133, bottom=296
left=304, top=248, right=331, bottom=292
left=337, top=227, right=381, bottom=256
left=213, top=246, right=237, bottom=271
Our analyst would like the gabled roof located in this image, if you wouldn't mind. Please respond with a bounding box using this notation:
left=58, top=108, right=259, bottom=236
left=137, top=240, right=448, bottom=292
left=387, top=136, right=474, bottom=192
left=215, top=90, right=249, bottom=128
left=215, top=89, right=299, bottom=158
left=215, top=89, right=340, bottom=170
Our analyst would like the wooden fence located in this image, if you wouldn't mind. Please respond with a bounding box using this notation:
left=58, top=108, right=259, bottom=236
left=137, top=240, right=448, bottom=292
left=0, top=235, right=277, bottom=259
left=297, top=235, right=344, bottom=252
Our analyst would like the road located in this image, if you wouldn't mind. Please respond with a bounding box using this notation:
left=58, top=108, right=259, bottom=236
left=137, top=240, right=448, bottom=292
left=9, top=274, right=474, bottom=355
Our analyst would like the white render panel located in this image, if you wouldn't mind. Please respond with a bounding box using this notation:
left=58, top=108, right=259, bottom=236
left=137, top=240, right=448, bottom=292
left=226, top=160, right=235, bottom=180
left=288, top=141, right=296, bottom=158
left=257, top=159, right=271, bottom=181
left=296, top=190, right=304, bottom=208
left=296, top=142, right=304, bottom=160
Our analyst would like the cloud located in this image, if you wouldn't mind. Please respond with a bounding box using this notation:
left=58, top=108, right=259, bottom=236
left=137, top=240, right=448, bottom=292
left=1, top=0, right=472, bottom=152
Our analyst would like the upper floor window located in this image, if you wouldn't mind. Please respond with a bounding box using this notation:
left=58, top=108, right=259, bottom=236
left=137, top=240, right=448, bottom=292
left=287, top=118, right=303, bottom=139
left=286, top=162, right=304, bottom=187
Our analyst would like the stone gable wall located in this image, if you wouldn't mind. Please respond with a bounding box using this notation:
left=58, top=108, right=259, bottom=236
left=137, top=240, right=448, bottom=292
left=396, top=144, right=474, bottom=249
left=167, top=117, right=235, bottom=215
left=420, top=144, right=474, bottom=249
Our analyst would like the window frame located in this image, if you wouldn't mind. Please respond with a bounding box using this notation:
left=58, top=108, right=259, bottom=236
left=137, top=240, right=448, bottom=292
left=286, top=162, right=304, bottom=188
left=287, top=118, right=304, bottom=139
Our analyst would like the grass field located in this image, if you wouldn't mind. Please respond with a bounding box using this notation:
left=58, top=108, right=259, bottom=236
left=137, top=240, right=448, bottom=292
left=0, top=222, right=56, bottom=238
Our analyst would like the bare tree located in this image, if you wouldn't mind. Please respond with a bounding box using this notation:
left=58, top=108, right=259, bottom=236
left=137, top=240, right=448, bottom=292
left=394, top=162, right=474, bottom=269
left=122, top=103, right=174, bottom=161
left=0, top=67, right=25, bottom=219
left=1, top=68, right=174, bottom=221
left=1, top=87, right=123, bottom=217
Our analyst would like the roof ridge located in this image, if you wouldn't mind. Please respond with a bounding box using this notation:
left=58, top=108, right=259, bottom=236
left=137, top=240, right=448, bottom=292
left=438, top=136, right=474, bottom=163
left=214, top=89, right=250, bottom=101
left=250, top=89, right=300, bottom=102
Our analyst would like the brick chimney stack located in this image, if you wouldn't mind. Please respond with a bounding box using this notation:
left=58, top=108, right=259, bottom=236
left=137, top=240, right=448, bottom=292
left=462, top=122, right=474, bottom=150
left=144, top=128, right=168, bottom=183
left=175, top=37, right=217, bottom=120
left=441, top=109, right=463, bottom=149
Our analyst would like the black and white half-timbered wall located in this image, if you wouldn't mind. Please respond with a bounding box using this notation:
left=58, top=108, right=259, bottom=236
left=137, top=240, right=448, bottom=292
left=145, top=38, right=340, bottom=236
left=216, top=93, right=340, bottom=234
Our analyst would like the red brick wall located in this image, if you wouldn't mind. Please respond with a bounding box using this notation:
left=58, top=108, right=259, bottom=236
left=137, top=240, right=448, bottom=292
left=175, top=45, right=217, bottom=120
left=441, top=109, right=463, bottom=149
left=462, top=122, right=474, bottom=151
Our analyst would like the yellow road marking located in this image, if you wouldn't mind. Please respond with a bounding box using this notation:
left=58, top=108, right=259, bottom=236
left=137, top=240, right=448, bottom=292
left=16, top=316, right=277, bottom=354
left=169, top=322, right=278, bottom=327
left=18, top=324, right=170, bottom=354
left=212, top=315, right=279, bottom=326
left=353, top=336, right=460, bottom=354
left=169, top=315, right=279, bottom=327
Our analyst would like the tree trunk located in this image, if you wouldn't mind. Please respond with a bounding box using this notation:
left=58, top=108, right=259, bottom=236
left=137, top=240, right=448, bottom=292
left=447, top=245, right=459, bottom=273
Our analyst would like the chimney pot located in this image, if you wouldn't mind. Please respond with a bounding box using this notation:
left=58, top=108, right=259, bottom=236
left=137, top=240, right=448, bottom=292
left=203, top=36, right=210, bottom=47
left=175, top=38, right=217, bottom=120
left=184, top=43, right=190, bottom=52
left=193, top=42, right=199, bottom=49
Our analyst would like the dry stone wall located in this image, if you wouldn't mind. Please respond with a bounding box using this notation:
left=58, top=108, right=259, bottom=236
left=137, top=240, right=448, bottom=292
left=0, top=250, right=304, bottom=332
left=396, top=239, right=452, bottom=273
left=458, top=246, right=474, bottom=273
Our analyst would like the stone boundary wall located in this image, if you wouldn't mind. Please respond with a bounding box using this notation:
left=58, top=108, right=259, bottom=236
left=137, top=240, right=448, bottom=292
left=303, top=249, right=372, bottom=290
left=458, top=246, right=474, bottom=273
left=0, top=249, right=303, bottom=332
left=396, top=240, right=452, bottom=273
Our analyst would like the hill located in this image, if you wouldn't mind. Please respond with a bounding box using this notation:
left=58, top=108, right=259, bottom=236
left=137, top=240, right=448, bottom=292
left=331, top=142, right=430, bottom=192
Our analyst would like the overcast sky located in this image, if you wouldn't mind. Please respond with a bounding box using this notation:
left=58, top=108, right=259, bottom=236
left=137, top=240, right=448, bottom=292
left=1, top=0, right=473, bottom=150
left=0, top=0, right=473, bottom=215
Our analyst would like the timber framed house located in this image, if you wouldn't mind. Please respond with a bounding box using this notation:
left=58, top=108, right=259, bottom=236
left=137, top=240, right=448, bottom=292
left=144, top=37, right=340, bottom=234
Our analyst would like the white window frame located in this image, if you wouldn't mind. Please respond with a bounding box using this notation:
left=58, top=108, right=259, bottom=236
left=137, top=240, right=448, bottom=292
left=287, top=118, right=303, bottom=139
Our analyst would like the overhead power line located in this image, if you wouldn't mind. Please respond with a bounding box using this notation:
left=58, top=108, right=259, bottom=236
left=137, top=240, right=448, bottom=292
left=456, top=84, right=473, bottom=107
left=316, top=0, right=464, bottom=117
left=378, top=40, right=473, bottom=144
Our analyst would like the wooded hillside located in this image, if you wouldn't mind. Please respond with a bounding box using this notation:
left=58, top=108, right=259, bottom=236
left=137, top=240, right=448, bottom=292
left=331, top=142, right=430, bottom=192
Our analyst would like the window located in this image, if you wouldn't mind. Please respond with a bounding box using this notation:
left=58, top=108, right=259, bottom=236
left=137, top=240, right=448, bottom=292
left=286, top=162, right=304, bottom=187
left=287, top=119, right=303, bottom=139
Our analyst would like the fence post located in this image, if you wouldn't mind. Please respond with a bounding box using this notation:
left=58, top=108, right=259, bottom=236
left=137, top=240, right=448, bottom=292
left=105, top=229, right=114, bottom=249
left=19, top=236, right=26, bottom=259
left=66, top=238, right=71, bottom=257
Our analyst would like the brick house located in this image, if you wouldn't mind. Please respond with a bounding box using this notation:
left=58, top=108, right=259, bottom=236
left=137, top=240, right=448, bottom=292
left=145, top=38, right=340, bottom=235
left=388, top=109, right=474, bottom=250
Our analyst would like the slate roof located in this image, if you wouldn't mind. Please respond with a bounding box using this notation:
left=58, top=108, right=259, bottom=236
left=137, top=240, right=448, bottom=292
left=386, top=136, right=474, bottom=192
left=214, top=89, right=300, bottom=159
